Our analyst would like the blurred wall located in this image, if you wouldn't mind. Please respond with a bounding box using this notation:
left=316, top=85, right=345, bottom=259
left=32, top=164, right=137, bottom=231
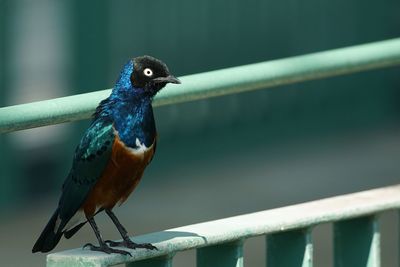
left=1, top=0, right=399, bottom=208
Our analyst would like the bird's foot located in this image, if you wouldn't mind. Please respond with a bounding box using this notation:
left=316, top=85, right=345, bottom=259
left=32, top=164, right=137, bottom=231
left=105, top=239, right=158, bottom=250
left=83, top=242, right=132, bottom=256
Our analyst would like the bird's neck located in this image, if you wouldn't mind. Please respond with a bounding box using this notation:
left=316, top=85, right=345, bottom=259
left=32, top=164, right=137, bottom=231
left=97, top=90, right=156, bottom=148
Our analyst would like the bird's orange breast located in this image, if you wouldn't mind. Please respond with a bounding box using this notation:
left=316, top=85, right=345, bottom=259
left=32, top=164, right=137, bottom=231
left=82, top=135, right=155, bottom=217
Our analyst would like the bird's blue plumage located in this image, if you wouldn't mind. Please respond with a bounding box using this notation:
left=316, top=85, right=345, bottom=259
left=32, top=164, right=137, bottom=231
left=94, top=60, right=156, bottom=148
left=115, top=60, right=134, bottom=89
left=111, top=95, right=155, bottom=148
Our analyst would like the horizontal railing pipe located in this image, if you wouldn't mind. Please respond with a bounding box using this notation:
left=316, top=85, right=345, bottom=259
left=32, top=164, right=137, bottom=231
left=1, top=38, right=400, bottom=133
left=47, top=184, right=400, bottom=267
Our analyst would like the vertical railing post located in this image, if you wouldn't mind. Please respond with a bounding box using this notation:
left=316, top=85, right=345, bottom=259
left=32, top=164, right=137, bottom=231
left=267, top=228, right=313, bottom=267
left=334, top=215, right=380, bottom=267
left=126, top=255, right=173, bottom=267
left=197, top=240, right=244, bottom=267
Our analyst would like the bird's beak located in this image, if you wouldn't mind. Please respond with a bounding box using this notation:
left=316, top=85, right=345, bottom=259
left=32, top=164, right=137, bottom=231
left=153, top=75, right=181, bottom=84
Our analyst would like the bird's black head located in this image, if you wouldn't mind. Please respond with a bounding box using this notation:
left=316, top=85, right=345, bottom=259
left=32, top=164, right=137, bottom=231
left=130, top=55, right=180, bottom=95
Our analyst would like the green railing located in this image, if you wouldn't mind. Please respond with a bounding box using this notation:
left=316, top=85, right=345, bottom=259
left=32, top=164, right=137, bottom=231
left=46, top=185, right=400, bottom=267
left=1, top=38, right=400, bottom=133
left=1, top=38, right=400, bottom=266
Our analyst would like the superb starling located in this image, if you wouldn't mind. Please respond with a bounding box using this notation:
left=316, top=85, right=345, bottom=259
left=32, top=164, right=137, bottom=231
left=32, top=56, right=180, bottom=256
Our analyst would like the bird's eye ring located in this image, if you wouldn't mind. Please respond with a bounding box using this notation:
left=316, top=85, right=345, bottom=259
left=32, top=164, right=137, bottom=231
left=143, top=68, right=153, bottom=77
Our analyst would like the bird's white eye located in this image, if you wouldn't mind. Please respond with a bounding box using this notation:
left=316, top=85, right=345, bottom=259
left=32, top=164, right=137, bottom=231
left=143, top=68, right=153, bottom=77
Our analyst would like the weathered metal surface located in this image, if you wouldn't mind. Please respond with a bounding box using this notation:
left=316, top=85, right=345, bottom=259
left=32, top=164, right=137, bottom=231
left=126, top=255, right=173, bottom=267
left=267, top=228, right=313, bottom=267
left=1, top=38, right=400, bottom=133
left=197, top=240, right=243, bottom=267
left=334, top=216, right=380, bottom=267
left=47, top=185, right=400, bottom=266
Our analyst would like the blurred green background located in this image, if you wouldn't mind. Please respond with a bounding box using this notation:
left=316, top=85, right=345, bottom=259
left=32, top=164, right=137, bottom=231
left=0, top=0, right=400, bottom=266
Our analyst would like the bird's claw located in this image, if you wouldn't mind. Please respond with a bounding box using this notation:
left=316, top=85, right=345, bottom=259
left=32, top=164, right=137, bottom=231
left=105, top=239, right=158, bottom=250
left=83, top=242, right=132, bottom=256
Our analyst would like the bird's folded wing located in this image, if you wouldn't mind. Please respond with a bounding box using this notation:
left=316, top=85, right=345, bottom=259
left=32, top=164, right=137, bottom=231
left=57, top=119, right=115, bottom=228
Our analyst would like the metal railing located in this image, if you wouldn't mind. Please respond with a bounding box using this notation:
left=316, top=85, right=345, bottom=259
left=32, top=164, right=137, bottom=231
left=1, top=38, right=400, bottom=133
left=1, top=38, right=400, bottom=266
left=46, top=185, right=400, bottom=267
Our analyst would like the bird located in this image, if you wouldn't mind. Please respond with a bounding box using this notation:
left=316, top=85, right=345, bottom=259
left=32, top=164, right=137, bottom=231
left=32, top=55, right=181, bottom=256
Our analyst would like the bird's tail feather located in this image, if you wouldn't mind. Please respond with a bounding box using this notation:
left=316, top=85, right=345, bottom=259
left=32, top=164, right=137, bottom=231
left=64, top=222, right=86, bottom=239
left=32, top=209, right=63, bottom=253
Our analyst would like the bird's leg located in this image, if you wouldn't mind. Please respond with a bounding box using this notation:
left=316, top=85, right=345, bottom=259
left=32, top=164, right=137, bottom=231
left=83, top=216, right=132, bottom=256
left=104, top=209, right=157, bottom=250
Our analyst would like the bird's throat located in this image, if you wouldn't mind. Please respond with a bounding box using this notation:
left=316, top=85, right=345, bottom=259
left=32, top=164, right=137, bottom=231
left=112, top=98, right=156, bottom=149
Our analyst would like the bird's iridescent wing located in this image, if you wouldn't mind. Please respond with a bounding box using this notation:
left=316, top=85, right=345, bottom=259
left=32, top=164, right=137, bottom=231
left=57, top=119, right=115, bottom=230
